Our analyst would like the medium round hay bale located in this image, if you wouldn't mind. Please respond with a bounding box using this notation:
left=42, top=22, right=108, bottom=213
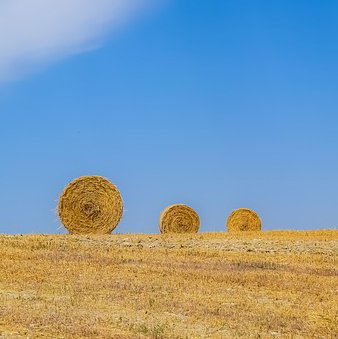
left=159, top=204, right=200, bottom=234
left=226, top=208, right=261, bottom=232
left=58, top=176, right=123, bottom=234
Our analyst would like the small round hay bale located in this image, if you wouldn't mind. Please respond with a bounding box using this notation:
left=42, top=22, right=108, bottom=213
left=58, top=176, right=123, bottom=234
left=159, top=204, right=200, bottom=234
left=226, top=208, right=261, bottom=232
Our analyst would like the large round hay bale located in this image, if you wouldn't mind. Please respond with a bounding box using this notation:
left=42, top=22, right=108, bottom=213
left=159, top=204, right=200, bottom=234
left=58, top=176, right=123, bottom=234
left=226, top=208, right=261, bottom=232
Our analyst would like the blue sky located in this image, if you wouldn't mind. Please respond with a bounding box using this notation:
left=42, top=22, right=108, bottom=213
left=1, top=0, right=338, bottom=234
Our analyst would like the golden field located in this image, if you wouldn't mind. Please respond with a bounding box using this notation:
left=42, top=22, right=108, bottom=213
left=0, top=231, right=337, bottom=338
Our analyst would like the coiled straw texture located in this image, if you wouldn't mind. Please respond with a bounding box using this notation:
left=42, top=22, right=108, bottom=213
left=58, top=176, right=123, bottom=234
left=226, top=208, right=261, bottom=232
left=159, top=204, right=200, bottom=234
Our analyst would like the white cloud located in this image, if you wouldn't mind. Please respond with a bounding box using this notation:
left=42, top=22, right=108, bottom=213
left=0, top=0, right=153, bottom=82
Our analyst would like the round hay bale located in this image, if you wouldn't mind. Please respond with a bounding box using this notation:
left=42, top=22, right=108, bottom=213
left=159, top=204, right=200, bottom=234
left=58, top=176, right=123, bottom=234
left=226, top=208, right=261, bottom=232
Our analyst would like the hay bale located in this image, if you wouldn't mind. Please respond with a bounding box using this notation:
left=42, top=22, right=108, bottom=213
left=58, top=176, right=123, bottom=234
left=159, top=204, right=200, bottom=234
left=226, top=208, right=262, bottom=232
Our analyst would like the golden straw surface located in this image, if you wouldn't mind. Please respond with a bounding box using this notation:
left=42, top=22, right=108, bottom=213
left=159, top=204, right=200, bottom=234
left=226, top=208, right=262, bottom=232
left=58, top=176, right=123, bottom=234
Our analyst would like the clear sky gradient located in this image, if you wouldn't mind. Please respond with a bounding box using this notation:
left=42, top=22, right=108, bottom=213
left=1, top=0, right=338, bottom=234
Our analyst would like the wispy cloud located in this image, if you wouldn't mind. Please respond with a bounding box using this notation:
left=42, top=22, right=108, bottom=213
left=0, top=0, right=153, bottom=82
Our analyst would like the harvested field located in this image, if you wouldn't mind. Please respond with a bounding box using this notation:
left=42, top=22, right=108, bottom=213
left=0, top=231, right=337, bottom=338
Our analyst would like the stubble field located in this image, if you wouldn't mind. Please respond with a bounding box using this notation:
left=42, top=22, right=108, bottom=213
left=0, top=231, right=337, bottom=338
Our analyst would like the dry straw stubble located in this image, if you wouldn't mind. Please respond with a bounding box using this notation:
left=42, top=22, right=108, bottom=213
left=227, top=208, right=262, bottom=232
left=58, top=176, right=123, bottom=234
left=159, top=204, right=200, bottom=234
